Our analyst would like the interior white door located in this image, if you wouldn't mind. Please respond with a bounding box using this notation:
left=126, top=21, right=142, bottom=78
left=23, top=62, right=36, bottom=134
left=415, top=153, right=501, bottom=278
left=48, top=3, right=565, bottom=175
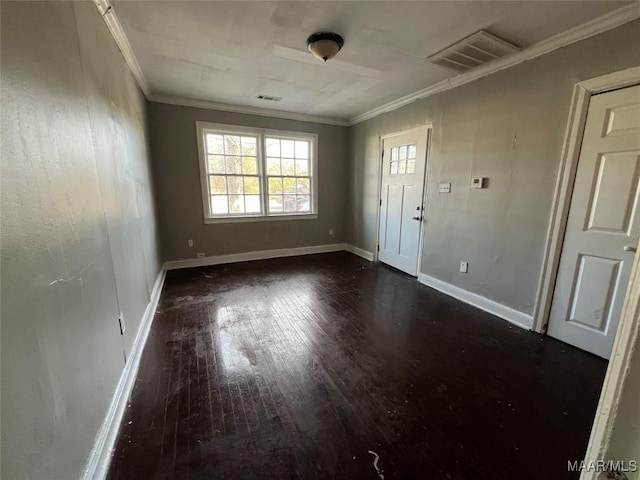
left=378, top=127, right=429, bottom=276
left=548, top=85, right=640, bottom=359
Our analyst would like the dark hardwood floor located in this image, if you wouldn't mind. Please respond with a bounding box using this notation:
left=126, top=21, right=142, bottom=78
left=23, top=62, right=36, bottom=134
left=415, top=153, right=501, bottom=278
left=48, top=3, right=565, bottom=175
left=108, top=252, right=607, bottom=480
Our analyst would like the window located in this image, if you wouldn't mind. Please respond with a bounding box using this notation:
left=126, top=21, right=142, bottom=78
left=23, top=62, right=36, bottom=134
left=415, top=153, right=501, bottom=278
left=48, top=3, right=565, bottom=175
left=389, top=144, right=416, bottom=175
left=197, top=122, right=317, bottom=223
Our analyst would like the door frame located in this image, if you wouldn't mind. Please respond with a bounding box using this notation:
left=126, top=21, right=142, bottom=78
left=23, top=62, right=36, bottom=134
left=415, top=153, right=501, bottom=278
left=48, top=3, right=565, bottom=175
left=532, top=66, right=640, bottom=334
left=374, top=124, right=432, bottom=272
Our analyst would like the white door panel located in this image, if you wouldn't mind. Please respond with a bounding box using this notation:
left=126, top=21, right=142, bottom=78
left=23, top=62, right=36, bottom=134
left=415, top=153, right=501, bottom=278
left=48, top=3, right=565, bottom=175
left=384, top=185, right=403, bottom=255
left=548, top=85, right=640, bottom=358
left=568, top=255, right=622, bottom=332
left=399, top=185, right=421, bottom=260
left=378, top=128, right=429, bottom=276
left=586, top=152, right=640, bottom=233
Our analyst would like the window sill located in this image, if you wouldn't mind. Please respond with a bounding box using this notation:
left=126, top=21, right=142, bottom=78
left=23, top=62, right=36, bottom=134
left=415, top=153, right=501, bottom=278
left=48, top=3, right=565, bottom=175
left=204, top=213, right=318, bottom=224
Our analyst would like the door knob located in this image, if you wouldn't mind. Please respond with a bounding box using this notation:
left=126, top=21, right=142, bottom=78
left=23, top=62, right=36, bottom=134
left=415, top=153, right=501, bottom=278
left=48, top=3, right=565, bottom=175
left=412, top=215, right=422, bottom=221
left=623, top=245, right=637, bottom=252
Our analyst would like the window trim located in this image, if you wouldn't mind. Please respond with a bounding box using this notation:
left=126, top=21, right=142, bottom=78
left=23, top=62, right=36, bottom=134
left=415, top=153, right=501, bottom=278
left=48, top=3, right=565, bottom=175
left=196, top=121, right=318, bottom=224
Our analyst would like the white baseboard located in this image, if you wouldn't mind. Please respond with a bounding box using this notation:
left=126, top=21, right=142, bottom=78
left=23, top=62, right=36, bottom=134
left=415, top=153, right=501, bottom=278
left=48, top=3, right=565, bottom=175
left=165, top=243, right=348, bottom=270
left=346, top=244, right=375, bottom=261
left=82, top=264, right=167, bottom=480
left=418, top=273, right=533, bottom=330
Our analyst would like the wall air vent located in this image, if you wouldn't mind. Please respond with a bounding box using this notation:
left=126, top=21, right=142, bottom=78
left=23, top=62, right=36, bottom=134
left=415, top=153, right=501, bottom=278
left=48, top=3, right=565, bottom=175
left=426, top=30, right=521, bottom=73
left=256, top=94, right=282, bottom=102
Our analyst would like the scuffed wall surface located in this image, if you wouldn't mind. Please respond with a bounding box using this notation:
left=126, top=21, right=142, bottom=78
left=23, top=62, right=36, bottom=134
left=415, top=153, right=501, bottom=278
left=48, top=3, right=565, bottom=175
left=74, top=3, right=161, bottom=355
left=347, top=20, right=640, bottom=316
left=147, top=102, right=349, bottom=261
left=0, top=2, right=161, bottom=479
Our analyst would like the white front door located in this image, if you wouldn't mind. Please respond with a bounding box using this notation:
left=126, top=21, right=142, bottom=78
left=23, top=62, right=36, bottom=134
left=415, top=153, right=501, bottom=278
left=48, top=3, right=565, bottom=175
left=378, top=127, right=429, bottom=276
left=548, top=85, right=640, bottom=359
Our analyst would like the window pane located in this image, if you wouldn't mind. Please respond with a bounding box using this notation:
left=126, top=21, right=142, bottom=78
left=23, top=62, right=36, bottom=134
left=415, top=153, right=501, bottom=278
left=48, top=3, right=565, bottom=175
left=225, top=156, right=241, bottom=174
left=281, top=140, right=295, bottom=158
left=398, top=160, right=406, bottom=174
left=296, top=178, right=310, bottom=194
left=227, top=177, right=243, bottom=194
left=295, top=159, right=309, bottom=176
left=295, top=140, right=309, bottom=159
left=406, top=160, right=415, bottom=174
left=245, top=195, right=261, bottom=213
left=207, top=134, right=224, bottom=154
left=241, top=136, right=256, bottom=156
left=283, top=177, right=297, bottom=194
left=242, top=157, right=257, bottom=174
left=399, top=145, right=407, bottom=160
left=225, top=135, right=241, bottom=155
left=266, top=138, right=280, bottom=157
left=208, top=155, right=225, bottom=173
left=229, top=195, right=244, bottom=214
left=408, top=144, right=416, bottom=159
left=390, top=161, right=398, bottom=175
left=211, top=195, right=228, bottom=214
left=244, top=176, right=260, bottom=194
left=203, top=130, right=314, bottom=218
left=391, top=147, right=398, bottom=161
left=268, top=178, right=283, bottom=194
left=283, top=194, right=297, bottom=213
left=269, top=195, right=283, bottom=212
left=281, top=158, right=295, bottom=176
left=209, top=175, right=227, bottom=194
left=266, top=157, right=281, bottom=175
left=297, top=195, right=310, bottom=212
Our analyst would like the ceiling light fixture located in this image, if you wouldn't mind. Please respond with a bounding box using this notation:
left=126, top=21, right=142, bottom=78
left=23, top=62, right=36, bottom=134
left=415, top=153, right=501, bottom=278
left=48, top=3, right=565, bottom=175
left=307, top=32, right=344, bottom=62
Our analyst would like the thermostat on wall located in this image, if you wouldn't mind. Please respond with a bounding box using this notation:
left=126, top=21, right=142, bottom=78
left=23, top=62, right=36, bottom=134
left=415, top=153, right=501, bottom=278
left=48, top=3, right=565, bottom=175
left=471, top=177, right=487, bottom=189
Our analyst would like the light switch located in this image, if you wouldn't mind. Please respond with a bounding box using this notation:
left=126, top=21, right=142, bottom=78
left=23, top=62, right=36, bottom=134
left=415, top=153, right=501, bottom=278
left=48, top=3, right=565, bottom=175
left=439, top=182, right=451, bottom=193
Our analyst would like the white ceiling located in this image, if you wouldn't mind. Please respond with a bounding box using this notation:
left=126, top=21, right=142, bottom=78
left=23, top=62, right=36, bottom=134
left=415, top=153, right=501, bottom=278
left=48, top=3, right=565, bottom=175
left=112, top=1, right=632, bottom=121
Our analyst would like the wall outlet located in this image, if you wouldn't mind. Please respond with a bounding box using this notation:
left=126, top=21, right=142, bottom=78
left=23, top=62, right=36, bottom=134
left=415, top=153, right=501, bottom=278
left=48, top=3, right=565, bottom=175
left=460, top=261, right=469, bottom=273
left=118, top=313, right=125, bottom=335
left=188, top=239, right=193, bottom=247
left=197, top=252, right=205, bottom=258
left=439, top=182, right=452, bottom=193
left=329, top=228, right=335, bottom=236
left=264, top=233, right=271, bottom=243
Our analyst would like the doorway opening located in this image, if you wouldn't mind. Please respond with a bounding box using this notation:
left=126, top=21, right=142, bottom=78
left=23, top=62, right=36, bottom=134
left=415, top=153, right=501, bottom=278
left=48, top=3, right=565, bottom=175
left=533, top=67, right=640, bottom=360
left=376, top=125, right=431, bottom=276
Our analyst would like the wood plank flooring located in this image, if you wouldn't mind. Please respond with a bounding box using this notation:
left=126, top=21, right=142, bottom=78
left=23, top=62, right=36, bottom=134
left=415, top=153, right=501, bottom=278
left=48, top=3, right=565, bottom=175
left=108, top=252, right=607, bottom=480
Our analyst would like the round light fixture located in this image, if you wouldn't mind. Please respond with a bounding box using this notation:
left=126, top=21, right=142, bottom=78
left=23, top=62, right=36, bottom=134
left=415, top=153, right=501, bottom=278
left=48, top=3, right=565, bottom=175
left=307, top=32, right=344, bottom=62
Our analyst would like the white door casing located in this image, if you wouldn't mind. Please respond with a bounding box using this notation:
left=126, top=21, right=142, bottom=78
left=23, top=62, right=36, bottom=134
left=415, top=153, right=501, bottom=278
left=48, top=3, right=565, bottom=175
left=378, top=127, right=429, bottom=276
left=548, top=85, right=640, bottom=359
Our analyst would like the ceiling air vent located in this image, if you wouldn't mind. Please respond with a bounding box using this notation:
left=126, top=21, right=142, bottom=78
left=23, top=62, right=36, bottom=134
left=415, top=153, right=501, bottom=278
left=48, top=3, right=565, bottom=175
left=426, top=31, right=521, bottom=73
left=256, top=94, right=282, bottom=102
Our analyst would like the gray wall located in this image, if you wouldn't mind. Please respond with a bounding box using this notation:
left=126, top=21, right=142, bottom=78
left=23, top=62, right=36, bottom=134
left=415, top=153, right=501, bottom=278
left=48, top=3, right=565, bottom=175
left=1, top=2, right=161, bottom=479
left=348, top=20, right=640, bottom=316
left=147, top=102, right=349, bottom=261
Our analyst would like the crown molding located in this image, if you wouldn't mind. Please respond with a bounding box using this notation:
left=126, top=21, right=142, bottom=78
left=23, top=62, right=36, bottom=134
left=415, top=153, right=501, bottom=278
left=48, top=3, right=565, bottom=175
left=92, top=0, right=348, bottom=126
left=348, top=3, right=640, bottom=125
left=93, top=0, right=151, bottom=97
left=148, top=94, right=350, bottom=127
